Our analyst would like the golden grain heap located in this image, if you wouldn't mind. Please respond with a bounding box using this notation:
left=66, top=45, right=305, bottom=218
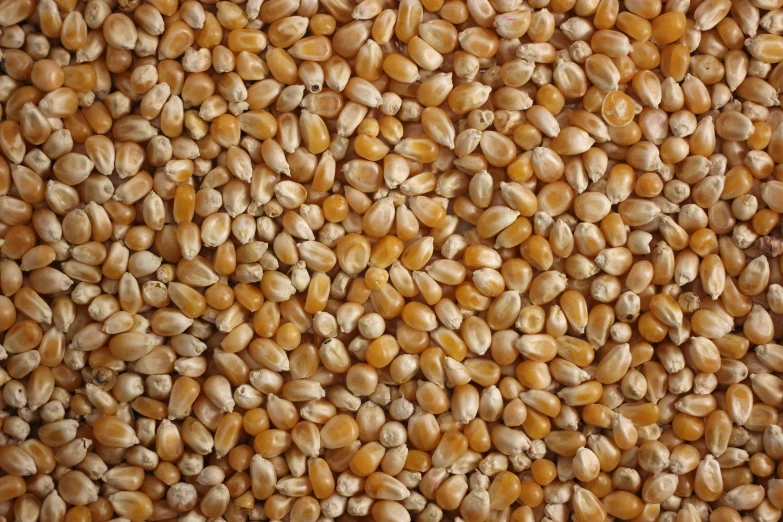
left=2, top=0, right=783, bottom=520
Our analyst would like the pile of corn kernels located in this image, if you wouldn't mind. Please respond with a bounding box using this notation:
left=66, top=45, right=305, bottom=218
left=2, top=0, right=783, bottom=520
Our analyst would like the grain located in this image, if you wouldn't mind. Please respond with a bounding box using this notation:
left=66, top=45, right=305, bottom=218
left=2, top=0, right=783, bottom=521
